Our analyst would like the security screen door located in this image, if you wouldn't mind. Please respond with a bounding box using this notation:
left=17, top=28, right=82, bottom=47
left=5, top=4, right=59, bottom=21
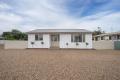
left=51, top=34, right=59, bottom=48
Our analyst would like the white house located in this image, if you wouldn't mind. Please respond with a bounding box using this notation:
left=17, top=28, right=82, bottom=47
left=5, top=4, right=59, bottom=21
left=27, top=29, right=92, bottom=49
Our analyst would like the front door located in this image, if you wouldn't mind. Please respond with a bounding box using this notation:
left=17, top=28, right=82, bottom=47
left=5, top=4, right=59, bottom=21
left=51, top=34, right=59, bottom=48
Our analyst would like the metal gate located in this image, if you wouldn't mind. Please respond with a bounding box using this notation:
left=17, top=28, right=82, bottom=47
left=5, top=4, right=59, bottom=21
left=114, top=41, right=120, bottom=50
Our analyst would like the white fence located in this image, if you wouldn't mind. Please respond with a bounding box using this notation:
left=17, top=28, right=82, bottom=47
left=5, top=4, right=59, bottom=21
left=93, top=40, right=114, bottom=50
left=4, top=40, right=28, bottom=49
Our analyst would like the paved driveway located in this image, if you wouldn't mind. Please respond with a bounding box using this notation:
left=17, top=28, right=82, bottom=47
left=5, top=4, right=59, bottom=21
left=0, top=49, right=120, bottom=80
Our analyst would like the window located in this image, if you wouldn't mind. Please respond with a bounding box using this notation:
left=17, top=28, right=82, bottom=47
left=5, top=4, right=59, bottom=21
left=35, top=34, right=43, bottom=41
left=109, top=36, right=112, bottom=40
left=83, top=34, right=85, bottom=42
left=71, top=34, right=85, bottom=42
left=101, top=36, right=104, bottom=40
left=117, top=35, right=120, bottom=39
left=95, top=37, right=98, bottom=41
left=51, top=35, right=59, bottom=42
left=35, top=35, right=38, bottom=40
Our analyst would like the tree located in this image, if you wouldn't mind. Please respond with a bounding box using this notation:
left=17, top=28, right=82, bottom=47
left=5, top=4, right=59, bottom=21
left=93, top=27, right=105, bottom=36
left=2, top=29, right=28, bottom=40
left=2, top=32, right=14, bottom=40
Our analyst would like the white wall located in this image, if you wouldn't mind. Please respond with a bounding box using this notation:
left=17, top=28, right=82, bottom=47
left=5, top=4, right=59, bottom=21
left=28, top=33, right=92, bottom=49
left=0, top=40, right=4, bottom=45
left=59, top=34, right=92, bottom=49
left=85, top=34, right=93, bottom=49
left=28, top=34, right=50, bottom=48
left=5, top=40, right=27, bottom=49
left=105, top=36, right=109, bottom=40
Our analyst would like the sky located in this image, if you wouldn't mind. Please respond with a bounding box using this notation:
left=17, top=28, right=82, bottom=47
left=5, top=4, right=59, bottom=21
left=0, top=0, right=120, bottom=34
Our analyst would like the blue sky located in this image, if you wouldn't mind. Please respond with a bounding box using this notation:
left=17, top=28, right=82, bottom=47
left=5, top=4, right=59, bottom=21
left=0, top=0, right=120, bottom=33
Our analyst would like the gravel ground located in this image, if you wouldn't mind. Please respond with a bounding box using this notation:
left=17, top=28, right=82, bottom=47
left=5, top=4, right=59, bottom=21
left=0, top=49, right=120, bottom=80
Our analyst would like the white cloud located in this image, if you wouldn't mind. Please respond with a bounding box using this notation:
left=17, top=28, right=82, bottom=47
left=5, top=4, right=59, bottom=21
left=0, top=0, right=120, bottom=34
left=0, top=13, right=23, bottom=23
left=0, top=12, right=23, bottom=34
left=0, top=3, right=12, bottom=10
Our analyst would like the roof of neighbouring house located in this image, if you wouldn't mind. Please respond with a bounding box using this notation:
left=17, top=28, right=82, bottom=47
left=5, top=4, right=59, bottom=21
left=93, top=32, right=120, bottom=37
left=27, top=29, right=92, bottom=34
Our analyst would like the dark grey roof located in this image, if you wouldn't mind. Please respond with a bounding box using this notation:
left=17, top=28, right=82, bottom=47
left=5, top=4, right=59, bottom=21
left=27, top=29, right=92, bottom=34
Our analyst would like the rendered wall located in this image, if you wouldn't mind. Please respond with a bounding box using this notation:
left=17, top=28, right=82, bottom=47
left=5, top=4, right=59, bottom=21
left=0, top=40, right=4, bottom=45
left=4, top=40, right=27, bottom=49
left=93, top=40, right=114, bottom=49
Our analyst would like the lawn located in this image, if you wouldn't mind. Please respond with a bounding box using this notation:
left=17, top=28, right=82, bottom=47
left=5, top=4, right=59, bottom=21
left=0, top=49, right=120, bottom=80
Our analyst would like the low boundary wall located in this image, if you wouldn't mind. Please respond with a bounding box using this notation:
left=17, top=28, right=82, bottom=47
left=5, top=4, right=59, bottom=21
left=0, top=40, right=4, bottom=45
left=93, top=40, right=114, bottom=50
left=4, top=40, right=27, bottom=49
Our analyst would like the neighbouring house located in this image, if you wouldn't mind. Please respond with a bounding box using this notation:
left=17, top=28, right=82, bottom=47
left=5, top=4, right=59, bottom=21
left=27, top=29, right=93, bottom=49
left=93, top=32, right=120, bottom=41
left=93, top=32, right=120, bottom=50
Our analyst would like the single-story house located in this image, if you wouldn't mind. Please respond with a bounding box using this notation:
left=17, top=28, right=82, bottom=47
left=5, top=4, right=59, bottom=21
left=27, top=29, right=93, bottom=49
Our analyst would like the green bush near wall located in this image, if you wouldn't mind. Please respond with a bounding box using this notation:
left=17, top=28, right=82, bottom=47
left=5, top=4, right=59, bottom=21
left=2, top=29, right=28, bottom=40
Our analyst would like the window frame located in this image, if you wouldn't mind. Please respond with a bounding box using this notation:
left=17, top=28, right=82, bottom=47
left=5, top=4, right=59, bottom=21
left=109, top=36, right=112, bottom=40
left=95, top=37, right=98, bottom=41
left=35, top=34, right=43, bottom=41
left=117, top=35, right=120, bottom=39
left=71, top=34, right=85, bottom=43
left=101, top=36, right=104, bottom=40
